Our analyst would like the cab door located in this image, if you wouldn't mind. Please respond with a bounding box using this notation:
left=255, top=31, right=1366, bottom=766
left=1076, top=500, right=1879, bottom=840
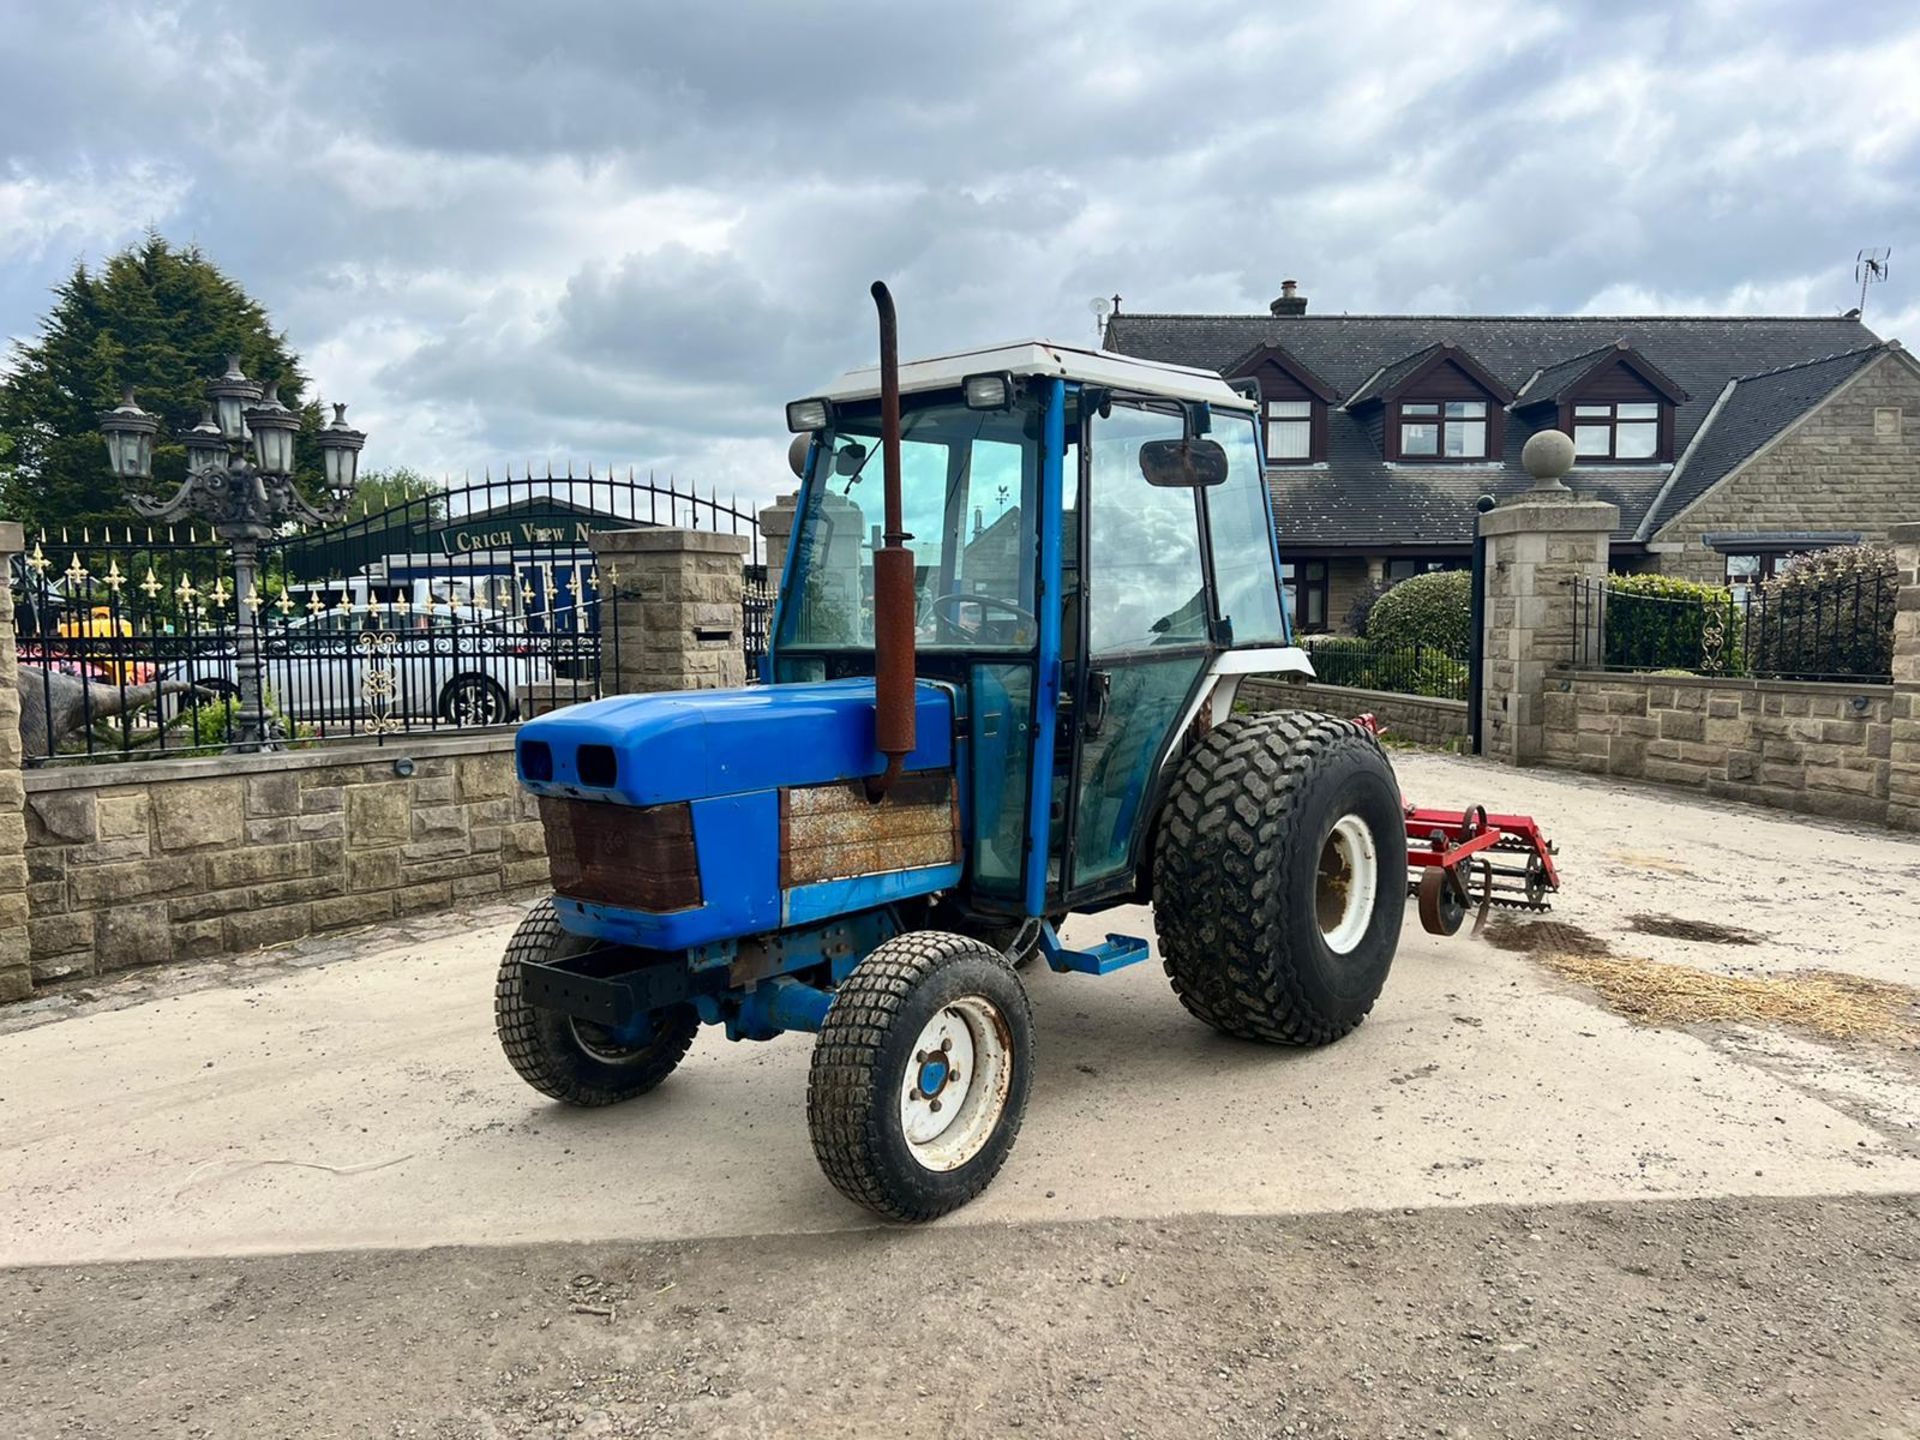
left=1058, top=402, right=1215, bottom=901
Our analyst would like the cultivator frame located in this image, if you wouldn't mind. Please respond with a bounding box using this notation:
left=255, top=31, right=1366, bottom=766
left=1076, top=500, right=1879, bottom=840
left=1404, top=803, right=1559, bottom=935
left=1351, top=713, right=1561, bottom=936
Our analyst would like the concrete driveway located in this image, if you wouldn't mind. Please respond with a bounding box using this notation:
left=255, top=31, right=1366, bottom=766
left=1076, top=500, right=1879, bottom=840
left=5, top=750, right=1918, bottom=1268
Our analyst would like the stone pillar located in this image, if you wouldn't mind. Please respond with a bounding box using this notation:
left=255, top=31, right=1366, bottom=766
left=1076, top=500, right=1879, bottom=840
left=590, top=528, right=751, bottom=694
left=1478, top=435, right=1619, bottom=767
left=0, top=521, right=30, bottom=1000
left=1889, top=521, right=1920, bottom=832
left=758, top=491, right=800, bottom=597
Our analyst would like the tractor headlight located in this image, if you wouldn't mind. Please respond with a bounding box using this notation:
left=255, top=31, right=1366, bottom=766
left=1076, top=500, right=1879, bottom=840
left=963, top=372, right=1016, bottom=410
left=786, top=397, right=832, bottom=433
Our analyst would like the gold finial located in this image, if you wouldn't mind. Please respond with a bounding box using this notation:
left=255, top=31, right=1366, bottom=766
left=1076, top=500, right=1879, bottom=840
left=63, top=553, right=88, bottom=587
left=26, top=541, right=50, bottom=575
left=140, top=567, right=162, bottom=599
left=208, top=578, right=232, bottom=611
left=174, top=575, right=199, bottom=607
left=276, top=589, right=295, bottom=617
left=104, top=560, right=125, bottom=593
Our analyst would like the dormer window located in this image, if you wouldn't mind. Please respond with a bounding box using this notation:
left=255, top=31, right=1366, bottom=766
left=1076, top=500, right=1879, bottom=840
left=1572, top=401, right=1660, bottom=460
left=1513, top=340, right=1687, bottom=465
left=1347, top=341, right=1515, bottom=464
left=1265, top=399, right=1313, bottom=461
left=1399, top=400, right=1489, bottom=459
left=1225, top=342, right=1336, bottom=466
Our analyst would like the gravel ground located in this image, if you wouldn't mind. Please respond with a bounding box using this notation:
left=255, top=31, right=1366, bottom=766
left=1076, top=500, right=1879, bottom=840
left=4, top=1195, right=1917, bottom=1439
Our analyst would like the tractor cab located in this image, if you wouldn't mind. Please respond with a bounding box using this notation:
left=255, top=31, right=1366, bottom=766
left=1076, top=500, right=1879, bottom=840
left=501, top=288, right=1407, bottom=1225
left=772, top=339, right=1311, bottom=923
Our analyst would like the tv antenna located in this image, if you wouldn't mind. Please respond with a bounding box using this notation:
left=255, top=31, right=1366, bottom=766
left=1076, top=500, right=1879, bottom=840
left=1088, top=295, right=1112, bottom=345
left=1855, top=247, right=1890, bottom=316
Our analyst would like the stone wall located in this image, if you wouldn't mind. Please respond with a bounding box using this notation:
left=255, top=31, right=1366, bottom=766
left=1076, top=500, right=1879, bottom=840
left=1540, top=672, right=1906, bottom=826
left=21, top=735, right=549, bottom=982
left=1243, top=678, right=1466, bottom=748
left=1652, top=352, right=1920, bottom=582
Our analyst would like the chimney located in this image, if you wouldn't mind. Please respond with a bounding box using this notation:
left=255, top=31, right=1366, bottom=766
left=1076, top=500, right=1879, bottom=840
left=1269, top=279, right=1308, bottom=317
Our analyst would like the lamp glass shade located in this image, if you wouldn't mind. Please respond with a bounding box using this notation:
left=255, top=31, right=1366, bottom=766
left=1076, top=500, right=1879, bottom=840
left=315, top=402, right=366, bottom=496
left=98, top=388, right=158, bottom=481
left=206, top=355, right=262, bottom=444
left=244, top=382, right=300, bottom=476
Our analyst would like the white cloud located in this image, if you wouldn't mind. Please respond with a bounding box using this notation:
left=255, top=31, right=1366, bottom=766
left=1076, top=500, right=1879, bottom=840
left=0, top=0, right=1915, bottom=515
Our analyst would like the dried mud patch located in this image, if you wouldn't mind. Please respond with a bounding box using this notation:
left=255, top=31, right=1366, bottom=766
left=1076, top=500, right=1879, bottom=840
left=1481, top=914, right=1920, bottom=1045
left=1627, top=913, right=1763, bottom=946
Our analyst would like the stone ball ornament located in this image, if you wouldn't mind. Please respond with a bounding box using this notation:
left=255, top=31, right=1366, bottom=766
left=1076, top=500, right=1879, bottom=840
left=1521, top=428, right=1576, bottom=491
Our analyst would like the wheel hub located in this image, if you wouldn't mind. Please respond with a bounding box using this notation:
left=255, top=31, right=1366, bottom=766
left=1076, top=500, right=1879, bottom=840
left=899, top=999, right=1011, bottom=1170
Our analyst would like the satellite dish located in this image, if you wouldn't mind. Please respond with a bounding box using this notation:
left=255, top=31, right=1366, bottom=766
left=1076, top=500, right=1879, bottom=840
left=1089, top=295, right=1112, bottom=345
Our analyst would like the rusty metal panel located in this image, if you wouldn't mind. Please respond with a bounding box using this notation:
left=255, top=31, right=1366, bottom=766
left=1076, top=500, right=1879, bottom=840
left=542, top=796, right=703, bottom=912
left=780, top=770, right=959, bottom=887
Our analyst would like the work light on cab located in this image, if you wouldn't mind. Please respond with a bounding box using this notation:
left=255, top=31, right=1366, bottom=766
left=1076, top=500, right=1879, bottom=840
left=962, top=371, right=1016, bottom=410
left=785, top=397, right=832, bottom=433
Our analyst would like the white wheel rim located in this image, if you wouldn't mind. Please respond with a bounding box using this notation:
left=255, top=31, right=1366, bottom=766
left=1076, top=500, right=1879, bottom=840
left=1316, top=813, right=1378, bottom=956
left=898, top=996, right=1013, bottom=1172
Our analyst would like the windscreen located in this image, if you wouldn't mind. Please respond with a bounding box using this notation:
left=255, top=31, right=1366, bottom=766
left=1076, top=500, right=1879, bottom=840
left=778, top=396, right=1043, bottom=652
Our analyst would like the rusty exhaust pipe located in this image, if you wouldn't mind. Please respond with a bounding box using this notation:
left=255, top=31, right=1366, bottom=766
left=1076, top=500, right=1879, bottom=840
left=866, top=280, right=915, bottom=803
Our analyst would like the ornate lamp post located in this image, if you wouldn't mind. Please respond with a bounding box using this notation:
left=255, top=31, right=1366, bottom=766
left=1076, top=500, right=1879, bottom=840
left=99, top=357, right=367, bottom=749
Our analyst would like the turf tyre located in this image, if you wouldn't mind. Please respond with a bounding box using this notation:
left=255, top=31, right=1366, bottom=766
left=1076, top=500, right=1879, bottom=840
left=807, top=931, right=1033, bottom=1221
left=494, top=895, right=699, bottom=1105
left=1152, top=711, right=1406, bottom=1045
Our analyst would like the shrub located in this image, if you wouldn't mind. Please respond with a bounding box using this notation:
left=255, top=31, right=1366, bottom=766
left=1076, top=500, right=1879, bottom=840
left=1601, top=572, right=1743, bottom=675
left=1364, top=570, right=1471, bottom=654
left=1750, top=544, right=1897, bottom=679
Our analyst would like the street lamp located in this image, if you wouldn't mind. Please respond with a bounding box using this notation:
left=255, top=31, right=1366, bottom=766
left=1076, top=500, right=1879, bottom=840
left=103, top=356, right=368, bottom=750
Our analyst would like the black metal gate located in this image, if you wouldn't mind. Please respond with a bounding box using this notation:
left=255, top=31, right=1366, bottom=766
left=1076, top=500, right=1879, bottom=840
left=10, top=469, right=765, bottom=761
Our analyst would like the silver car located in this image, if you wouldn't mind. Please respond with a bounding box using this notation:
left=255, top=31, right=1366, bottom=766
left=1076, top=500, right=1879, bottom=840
left=166, top=602, right=556, bottom=728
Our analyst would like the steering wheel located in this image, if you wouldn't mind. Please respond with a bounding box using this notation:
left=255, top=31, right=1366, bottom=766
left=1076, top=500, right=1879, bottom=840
left=927, top=592, right=1038, bottom=639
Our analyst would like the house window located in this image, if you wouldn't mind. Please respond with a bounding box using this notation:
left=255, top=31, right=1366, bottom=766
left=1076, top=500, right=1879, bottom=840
left=1265, top=400, right=1313, bottom=462
left=1385, top=557, right=1467, bottom=584
left=1281, top=558, right=1328, bottom=633
left=1399, top=400, right=1488, bottom=460
left=1572, top=401, right=1660, bottom=461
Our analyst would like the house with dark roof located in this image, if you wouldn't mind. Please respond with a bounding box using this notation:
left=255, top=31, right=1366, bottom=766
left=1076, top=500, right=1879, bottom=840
left=1106, top=287, right=1920, bottom=631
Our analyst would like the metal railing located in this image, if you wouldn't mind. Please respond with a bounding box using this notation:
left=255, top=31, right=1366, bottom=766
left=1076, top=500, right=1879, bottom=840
left=1304, top=637, right=1470, bottom=701
left=8, top=472, right=767, bottom=764
left=1571, top=575, right=1897, bottom=683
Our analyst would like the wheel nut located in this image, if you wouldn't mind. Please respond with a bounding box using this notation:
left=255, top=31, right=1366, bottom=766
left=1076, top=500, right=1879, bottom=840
left=940, top=1037, right=952, bottom=1053
left=929, top=1098, right=942, bottom=1113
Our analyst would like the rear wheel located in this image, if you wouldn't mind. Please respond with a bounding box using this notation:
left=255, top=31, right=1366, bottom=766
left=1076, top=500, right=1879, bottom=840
left=1152, top=711, right=1406, bottom=1045
left=807, top=932, right=1032, bottom=1221
left=442, top=673, right=512, bottom=726
left=494, top=896, right=699, bottom=1106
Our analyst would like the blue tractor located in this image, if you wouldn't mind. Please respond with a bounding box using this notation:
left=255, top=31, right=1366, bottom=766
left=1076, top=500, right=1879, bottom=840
left=497, top=285, right=1408, bottom=1220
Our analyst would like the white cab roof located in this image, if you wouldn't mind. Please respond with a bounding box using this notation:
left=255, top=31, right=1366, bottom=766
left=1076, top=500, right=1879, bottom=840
left=811, top=340, right=1255, bottom=412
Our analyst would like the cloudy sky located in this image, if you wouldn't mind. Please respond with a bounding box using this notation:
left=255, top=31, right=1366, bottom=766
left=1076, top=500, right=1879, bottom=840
left=3, top=0, right=1916, bottom=511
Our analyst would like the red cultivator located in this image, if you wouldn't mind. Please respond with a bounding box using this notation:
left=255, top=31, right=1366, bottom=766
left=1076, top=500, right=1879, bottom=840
left=1403, top=804, right=1559, bottom=935
left=1351, top=713, right=1561, bottom=936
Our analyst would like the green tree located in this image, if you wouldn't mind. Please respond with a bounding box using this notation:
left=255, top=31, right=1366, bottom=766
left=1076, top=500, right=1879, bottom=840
left=351, top=466, right=447, bottom=522
left=0, top=233, right=323, bottom=535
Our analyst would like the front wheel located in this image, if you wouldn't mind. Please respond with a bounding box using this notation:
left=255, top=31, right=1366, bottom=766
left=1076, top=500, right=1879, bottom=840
left=494, top=897, right=699, bottom=1106
left=807, top=932, right=1032, bottom=1221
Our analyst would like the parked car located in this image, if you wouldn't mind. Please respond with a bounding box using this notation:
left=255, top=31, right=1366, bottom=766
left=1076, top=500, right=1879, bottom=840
left=160, top=602, right=553, bottom=727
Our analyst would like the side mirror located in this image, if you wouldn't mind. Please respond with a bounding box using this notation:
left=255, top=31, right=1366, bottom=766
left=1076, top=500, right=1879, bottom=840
left=1138, top=437, right=1229, bottom=488
left=834, top=443, right=868, bottom=477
